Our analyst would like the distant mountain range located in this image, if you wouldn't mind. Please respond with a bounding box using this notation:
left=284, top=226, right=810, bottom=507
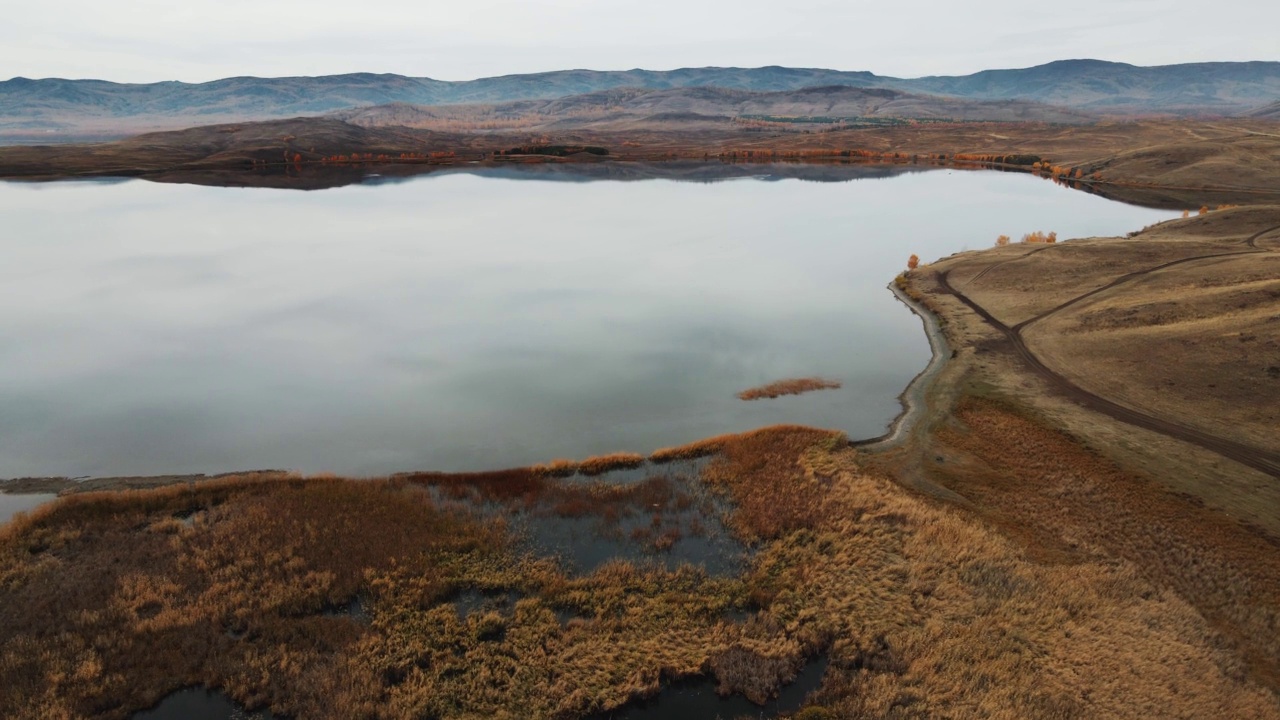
left=2, top=60, right=1278, bottom=141
left=1246, top=100, right=1280, bottom=119
left=332, top=85, right=1092, bottom=133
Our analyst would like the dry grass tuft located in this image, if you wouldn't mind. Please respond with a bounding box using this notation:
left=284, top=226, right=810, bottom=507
left=699, top=425, right=848, bottom=543
left=649, top=434, right=734, bottom=464
left=577, top=452, right=646, bottom=476
left=531, top=458, right=579, bottom=478
left=736, top=378, right=842, bottom=401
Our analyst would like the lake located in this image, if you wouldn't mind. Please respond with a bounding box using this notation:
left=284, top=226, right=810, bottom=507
left=0, top=492, right=57, bottom=524
left=0, top=165, right=1176, bottom=479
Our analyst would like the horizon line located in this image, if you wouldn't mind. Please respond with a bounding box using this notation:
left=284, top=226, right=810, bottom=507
left=8, top=57, right=1280, bottom=87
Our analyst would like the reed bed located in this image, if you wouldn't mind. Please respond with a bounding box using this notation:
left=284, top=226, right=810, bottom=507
left=577, top=452, right=646, bottom=476
left=649, top=434, right=732, bottom=464
left=736, top=378, right=842, bottom=401
left=2, top=419, right=1277, bottom=719
left=531, top=458, right=579, bottom=478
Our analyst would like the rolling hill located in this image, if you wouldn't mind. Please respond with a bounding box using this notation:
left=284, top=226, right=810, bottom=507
left=905, top=59, right=1280, bottom=114
left=331, top=85, right=1094, bottom=132
left=2, top=60, right=1279, bottom=142
left=1245, top=100, right=1280, bottom=119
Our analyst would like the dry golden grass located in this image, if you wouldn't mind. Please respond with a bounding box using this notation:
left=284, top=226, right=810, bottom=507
left=3, top=422, right=1278, bottom=718
left=927, top=398, right=1280, bottom=691
left=0, top=472, right=750, bottom=719
left=531, top=458, right=579, bottom=477
left=697, top=425, right=847, bottom=543
left=736, top=378, right=842, bottom=401
left=0, top=474, right=501, bottom=718
left=1027, top=248, right=1280, bottom=454
left=576, top=452, right=646, bottom=476
left=649, top=434, right=734, bottom=463
left=915, top=206, right=1280, bottom=494
left=945, top=236, right=1233, bottom=327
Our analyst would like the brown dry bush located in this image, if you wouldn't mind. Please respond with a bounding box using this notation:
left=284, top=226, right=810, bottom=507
left=737, top=378, right=842, bottom=401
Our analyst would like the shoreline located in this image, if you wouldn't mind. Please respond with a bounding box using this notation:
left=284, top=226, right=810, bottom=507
left=8, top=154, right=1280, bottom=203
left=1, top=277, right=953, bottom=497
left=850, top=281, right=951, bottom=451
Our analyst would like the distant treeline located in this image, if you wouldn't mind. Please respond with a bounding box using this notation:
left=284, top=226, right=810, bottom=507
left=952, top=153, right=1043, bottom=166
left=495, top=145, right=610, bottom=157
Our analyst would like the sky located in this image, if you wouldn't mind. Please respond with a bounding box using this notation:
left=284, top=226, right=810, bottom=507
left=2, top=0, right=1277, bottom=83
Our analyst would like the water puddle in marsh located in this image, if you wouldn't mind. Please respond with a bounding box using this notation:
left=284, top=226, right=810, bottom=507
left=320, top=594, right=370, bottom=622
left=419, top=459, right=748, bottom=577
left=597, top=656, right=831, bottom=720
left=0, top=493, right=56, bottom=525
left=132, top=688, right=273, bottom=720
left=452, top=588, right=523, bottom=618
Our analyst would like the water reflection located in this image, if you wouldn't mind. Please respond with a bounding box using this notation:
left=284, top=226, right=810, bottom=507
left=0, top=168, right=1176, bottom=477
left=0, top=493, right=56, bottom=525
left=597, top=656, right=830, bottom=720
left=132, top=688, right=273, bottom=720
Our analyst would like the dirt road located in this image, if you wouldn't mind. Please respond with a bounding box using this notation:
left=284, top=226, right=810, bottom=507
left=936, top=224, right=1280, bottom=478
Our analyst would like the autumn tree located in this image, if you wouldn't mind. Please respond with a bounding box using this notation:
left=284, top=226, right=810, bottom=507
left=1020, top=230, right=1058, bottom=244
left=907, top=254, right=920, bottom=270
left=996, top=235, right=1011, bottom=246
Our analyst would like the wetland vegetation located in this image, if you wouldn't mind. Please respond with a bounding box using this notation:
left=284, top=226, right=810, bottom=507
left=6, top=419, right=1276, bottom=719
left=737, top=378, right=843, bottom=401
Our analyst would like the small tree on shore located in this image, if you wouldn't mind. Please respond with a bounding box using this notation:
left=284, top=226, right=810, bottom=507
left=907, top=254, right=920, bottom=270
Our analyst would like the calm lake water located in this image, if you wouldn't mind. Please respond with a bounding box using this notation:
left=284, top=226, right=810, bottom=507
left=0, top=166, right=1175, bottom=478
left=0, top=492, right=57, bottom=525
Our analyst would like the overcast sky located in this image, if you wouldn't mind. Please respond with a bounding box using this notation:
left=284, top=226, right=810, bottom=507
left=3, top=0, right=1277, bottom=83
